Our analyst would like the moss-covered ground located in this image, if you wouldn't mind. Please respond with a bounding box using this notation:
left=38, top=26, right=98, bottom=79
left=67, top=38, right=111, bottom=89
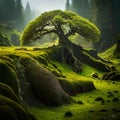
left=0, top=46, right=120, bottom=120
left=29, top=80, right=120, bottom=120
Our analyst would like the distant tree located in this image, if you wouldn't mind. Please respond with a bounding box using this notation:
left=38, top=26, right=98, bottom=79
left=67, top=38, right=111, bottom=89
left=88, top=0, right=97, bottom=23
left=95, top=0, right=113, bottom=51
left=1, top=0, right=16, bottom=21
left=25, top=2, right=31, bottom=15
left=112, top=0, right=120, bottom=53
left=112, top=0, right=120, bottom=38
left=21, top=10, right=100, bottom=45
left=15, top=0, right=24, bottom=28
left=24, top=2, right=32, bottom=24
left=70, top=0, right=96, bottom=23
left=65, top=0, right=70, bottom=10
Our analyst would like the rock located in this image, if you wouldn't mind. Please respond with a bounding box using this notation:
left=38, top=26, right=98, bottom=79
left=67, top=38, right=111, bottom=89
left=91, top=73, right=100, bottom=79
left=107, top=92, right=114, bottom=98
left=108, top=94, right=114, bottom=98
left=89, top=110, right=94, bottom=112
left=100, top=109, right=108, bottom=112
left=94, top=97, right=104, bottom=101
left=77, top=100, right=84, bottom=104
left=112, top=81, right=116, bottom=84
left=114, top=90, right=119, bottom=93
left=112, top=108, right=117, bottom=111
left=112, top=98, right=119, bottom=102
left=64, top=111, right=73, bottom=117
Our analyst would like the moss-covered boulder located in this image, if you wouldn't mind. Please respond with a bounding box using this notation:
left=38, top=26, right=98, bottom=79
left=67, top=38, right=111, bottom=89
left=20, top=57, right=72, bottom=106
left=0, top=60, right=19, bottom=95
left=0, top=82, right=21, bottom=103
left=0, top=95, right=35, bottom=120
left=0, top=105, right=17, bottom=120
left=59, top=78, right=95, bottom=96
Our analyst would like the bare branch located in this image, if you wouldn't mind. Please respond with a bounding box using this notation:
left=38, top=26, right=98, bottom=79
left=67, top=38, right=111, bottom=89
left=34, top=29, right=57, bottom=40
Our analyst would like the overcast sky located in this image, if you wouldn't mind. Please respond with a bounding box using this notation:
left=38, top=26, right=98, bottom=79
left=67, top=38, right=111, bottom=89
left=22, top=0, right=66, bottom=12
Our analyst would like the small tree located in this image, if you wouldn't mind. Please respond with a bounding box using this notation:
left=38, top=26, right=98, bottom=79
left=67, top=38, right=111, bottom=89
left=21, top=10, right=100, bottom=45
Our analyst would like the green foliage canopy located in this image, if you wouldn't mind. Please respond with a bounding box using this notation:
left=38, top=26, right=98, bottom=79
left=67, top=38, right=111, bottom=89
left=21, top=10, right=100, bottom=45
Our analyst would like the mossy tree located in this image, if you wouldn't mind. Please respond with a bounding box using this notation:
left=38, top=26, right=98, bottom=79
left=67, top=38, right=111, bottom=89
left=21, top=10, right=102, bottom=73
left=21, top=10, right=100, bottom=45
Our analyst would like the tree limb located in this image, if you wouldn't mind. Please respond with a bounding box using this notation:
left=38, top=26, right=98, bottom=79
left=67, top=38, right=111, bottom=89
left=34, top=29, right=57, bottom=40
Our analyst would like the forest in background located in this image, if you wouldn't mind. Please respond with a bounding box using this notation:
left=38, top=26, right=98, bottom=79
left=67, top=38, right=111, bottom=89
left=0, top=0, right=38, bottom=29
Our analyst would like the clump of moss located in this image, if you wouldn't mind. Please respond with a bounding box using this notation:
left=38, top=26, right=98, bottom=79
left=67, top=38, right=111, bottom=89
left=59, top=78, right=95, bottom=96
left=0, top=60, right=19, bottom=95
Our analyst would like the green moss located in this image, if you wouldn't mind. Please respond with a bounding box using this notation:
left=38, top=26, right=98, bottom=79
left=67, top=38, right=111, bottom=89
left=34, top=55, right=48, bottom=66
left=0, top=82, right=21, bottom=104
left=82, top=51, right=109, bottom=72
left=29, top=80, right=120, bottom=120
left=20, top=57, right=72, bottom=106
left=21, top=10, right=100, bottom=45
left=0, top=95, right=32, bottom=120
left=59, top=78, right=95, bottom=96
left=0, top=60, right=19, bottom=95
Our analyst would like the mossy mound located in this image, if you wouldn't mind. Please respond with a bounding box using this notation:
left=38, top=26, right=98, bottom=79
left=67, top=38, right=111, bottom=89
left=59, top=78, right=95, bottom=96
left=0, top=59, right=19, bottom=95
left=0, top=95, right=35, bottom=120
left=47, top=45, right=109, bottom=73
left=0, top=105, right=17, bottom=120
left=0, top=82, right=21, bottom=104
left=20, top=57, right=72, bottom=106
